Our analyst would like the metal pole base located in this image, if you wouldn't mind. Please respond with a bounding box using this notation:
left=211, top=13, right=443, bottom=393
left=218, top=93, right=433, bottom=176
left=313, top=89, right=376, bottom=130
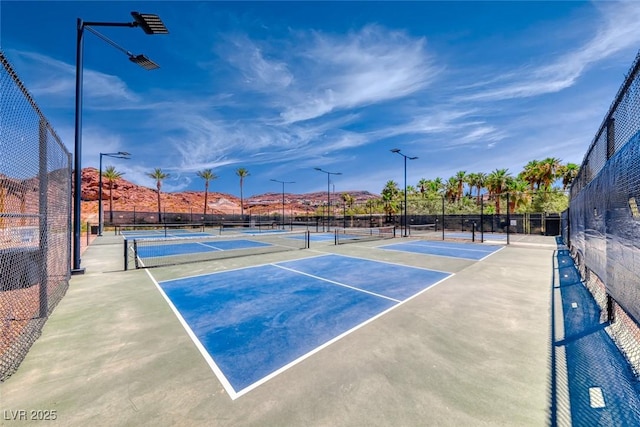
left=71, top=268, right=86, bottom=275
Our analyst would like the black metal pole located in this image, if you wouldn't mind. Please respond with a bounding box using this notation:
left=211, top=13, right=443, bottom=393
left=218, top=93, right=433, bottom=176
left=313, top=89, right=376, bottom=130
left=506, top=192, right=510, bottom=245
left=281, top=182, right=285, bottom=229
left=98, top=153, right=103, bottom=235
left=481, top=197, right=484, bottom=243
left=327, top=173, right=330, bottom=232
left=403, top=155, right=407, bottom=237
left=72, top=19, right=85, bottom=274
left=441, top=195, right=445, bottom=240
left=38, top=118, right=49, bottom=317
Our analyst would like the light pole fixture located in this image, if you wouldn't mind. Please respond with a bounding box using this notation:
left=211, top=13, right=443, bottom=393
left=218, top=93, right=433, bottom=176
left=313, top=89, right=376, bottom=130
left=314, top=167, right=342, bottom=232
left=72, top=11, right=168, bottom=274
left=391, top=148, right=418, bottom=237
left=98, top=152, right=130, bottom=236
left=270, top=179, right=295, bottom=229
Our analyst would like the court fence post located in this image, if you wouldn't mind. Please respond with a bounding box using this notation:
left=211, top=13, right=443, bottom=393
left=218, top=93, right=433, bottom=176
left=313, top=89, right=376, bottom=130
left=123, top=239, right=128, bottom=271
left=133, top=240, right=139, bottom=269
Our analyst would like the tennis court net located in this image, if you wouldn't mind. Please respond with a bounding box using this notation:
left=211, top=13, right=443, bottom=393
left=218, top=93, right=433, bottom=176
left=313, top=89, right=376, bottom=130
left=116, top=223, right=206, bottom=237
left=219, top=221, right=280, bottom=233
left=334, top=227, right=395, bottom=245
left=125, top=230, right=310, bottom=269
left=407, top=223, right=436, bottom=236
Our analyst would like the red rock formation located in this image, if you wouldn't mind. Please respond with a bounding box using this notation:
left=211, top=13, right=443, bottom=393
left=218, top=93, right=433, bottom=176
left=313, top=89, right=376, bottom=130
left=78, top=168, right=380, bottom=222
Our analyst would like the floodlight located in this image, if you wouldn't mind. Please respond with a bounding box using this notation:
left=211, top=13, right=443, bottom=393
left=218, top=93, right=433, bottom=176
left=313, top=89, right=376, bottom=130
left=129, top=54, right=160, bottom=70
left=131, top=12, right=169, bottom=35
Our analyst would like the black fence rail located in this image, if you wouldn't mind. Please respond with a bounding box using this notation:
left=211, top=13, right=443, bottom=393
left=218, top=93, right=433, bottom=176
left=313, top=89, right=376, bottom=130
left=100, top=209, right=561, bottom=240
left=0, top=52, right=72, bottom=381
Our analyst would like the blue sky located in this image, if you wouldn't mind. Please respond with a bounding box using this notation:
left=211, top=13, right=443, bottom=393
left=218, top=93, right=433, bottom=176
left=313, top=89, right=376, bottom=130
left=2, top=1, right=640, bottom=197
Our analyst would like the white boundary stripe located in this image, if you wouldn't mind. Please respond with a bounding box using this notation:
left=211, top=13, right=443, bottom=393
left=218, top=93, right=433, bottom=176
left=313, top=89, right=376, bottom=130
left=144, top=269, right=239, bottom=399
left=316, top=251, right=453, bottom=275
left=476, top=246, right=505, bottom=261
left=589, top=387, right=606, bottom=408
left=399, top=241, right=500, bottom=253
left=377, top=246, right=479, bottom=261
left=377, top=242, right=504, bottom=261
left=272, top=264, right=401, bottom=303
left=196, top=241, right=224, bottom=251
left=159, top=252, right=338, bottom=283
left=231, top=272, right=454, bottom=399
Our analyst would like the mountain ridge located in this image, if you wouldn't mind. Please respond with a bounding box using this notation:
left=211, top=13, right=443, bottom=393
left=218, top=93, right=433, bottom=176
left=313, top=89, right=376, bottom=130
left=80, top=168, right=380, bottom=222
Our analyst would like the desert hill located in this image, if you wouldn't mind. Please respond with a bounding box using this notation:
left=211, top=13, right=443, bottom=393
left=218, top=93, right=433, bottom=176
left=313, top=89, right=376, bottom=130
left=80, top=168, right=380, bottom=223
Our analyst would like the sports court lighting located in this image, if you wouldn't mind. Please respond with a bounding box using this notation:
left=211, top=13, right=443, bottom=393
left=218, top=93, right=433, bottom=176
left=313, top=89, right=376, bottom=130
left=390, top=149, right=418, bottom=237
left=99, top=152, right=131, bottom=236
left=129, top=54, right=160, bottom=70
left=270, top=179, right=295, bottom=229
left=72, top=12, right=168, bottom=274
left=131, top=12, right=170, bottom=35
left=314, top=168, right=342, bottom=232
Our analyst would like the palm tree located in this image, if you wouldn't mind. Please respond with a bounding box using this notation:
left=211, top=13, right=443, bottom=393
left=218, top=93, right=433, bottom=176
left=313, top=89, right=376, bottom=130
left=467, top=172, right=487, bottom=204
left=341, top=192, right=355, bottom=209
left=147, top=168, right=170, bottom=223
left=558, top=163, right=579, bottom=190
left=417, top=178, right=429, bottom=197
left=197, top=169, right=218, bottom=217
left=486, top=168, right=511, bottom=215
left=341, top=192, right=355, bottom=226
left=235, top=167, right=250, bottom=217
left=381, top=180, right=400, bottom=221
left=102, top=166, right=124, bottom=224
left=454, top=170, right=466, bottom=203
left=445, top=177, right=458, bottom=203
left=539, top=157, right=562, bottom=190
left=428, top=177, right=444, bottom=196
left=506, top=178, right=530, bottom=213
left=520, top=160, right=542, bottom=191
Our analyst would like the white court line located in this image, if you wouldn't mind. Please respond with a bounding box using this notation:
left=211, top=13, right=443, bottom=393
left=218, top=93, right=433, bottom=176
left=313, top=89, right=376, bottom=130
left=196, top=241, right=224, bottom=251
left=231, top=271, right=454, bottom=399
left=159, top=252, right=334, bottom=283
left=144, top=269, right=238, bottom=400
left=316, top=252, right=452, bottom=275
left=377, top=245, right=481, bottom=261
left=148, top=260, right=454, bottom=400
left=378, top=242, right=505, bottom=262
left=589, top=387, right=606, bottom=408
left=476, top=246, right=505, bottom=262
left=402, top=241, right=501, bottom=253
left=272, top=264, right=401, bottom=303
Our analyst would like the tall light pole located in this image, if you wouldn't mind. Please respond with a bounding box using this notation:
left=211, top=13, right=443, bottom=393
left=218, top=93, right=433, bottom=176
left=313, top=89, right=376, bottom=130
left=98, top=152, right=130, bottom=236
left=314, top=168, right=342, bottom=232
left=391, top=148, right=418, bottom=237
left=72, top=12, right=168, bottom=274
left=270, top=179, right=295, bottom=229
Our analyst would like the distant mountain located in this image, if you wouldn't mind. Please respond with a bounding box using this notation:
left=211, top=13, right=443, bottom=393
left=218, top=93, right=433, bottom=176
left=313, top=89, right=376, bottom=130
left=79, top=168, right=380, bottom=222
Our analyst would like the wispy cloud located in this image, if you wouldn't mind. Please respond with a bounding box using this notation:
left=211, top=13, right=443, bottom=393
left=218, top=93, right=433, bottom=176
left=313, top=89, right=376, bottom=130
left=272, top=25, right=440, bottom=123
left=9, top=50, right=139, bottom=104
left=220, top=34, right=294, bottom=90
left=463, top=1, right=640, bottom=102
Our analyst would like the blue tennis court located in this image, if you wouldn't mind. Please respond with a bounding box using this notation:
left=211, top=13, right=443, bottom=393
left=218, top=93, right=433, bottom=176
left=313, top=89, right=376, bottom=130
left=136, top=239, right=271, bottom=258
left=153, top=254, right=451, bottom=398
left=379, top=240, right=503, bottom=260
left=121, top=231, right=214, bottom=239
left=443, top=232, right=508, bottom=241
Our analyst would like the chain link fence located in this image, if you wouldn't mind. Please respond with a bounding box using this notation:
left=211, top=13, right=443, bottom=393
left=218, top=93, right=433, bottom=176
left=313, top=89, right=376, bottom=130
left=565, top=50, right=640, bottom=379
left=0, top=52, right=71, bottom=381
